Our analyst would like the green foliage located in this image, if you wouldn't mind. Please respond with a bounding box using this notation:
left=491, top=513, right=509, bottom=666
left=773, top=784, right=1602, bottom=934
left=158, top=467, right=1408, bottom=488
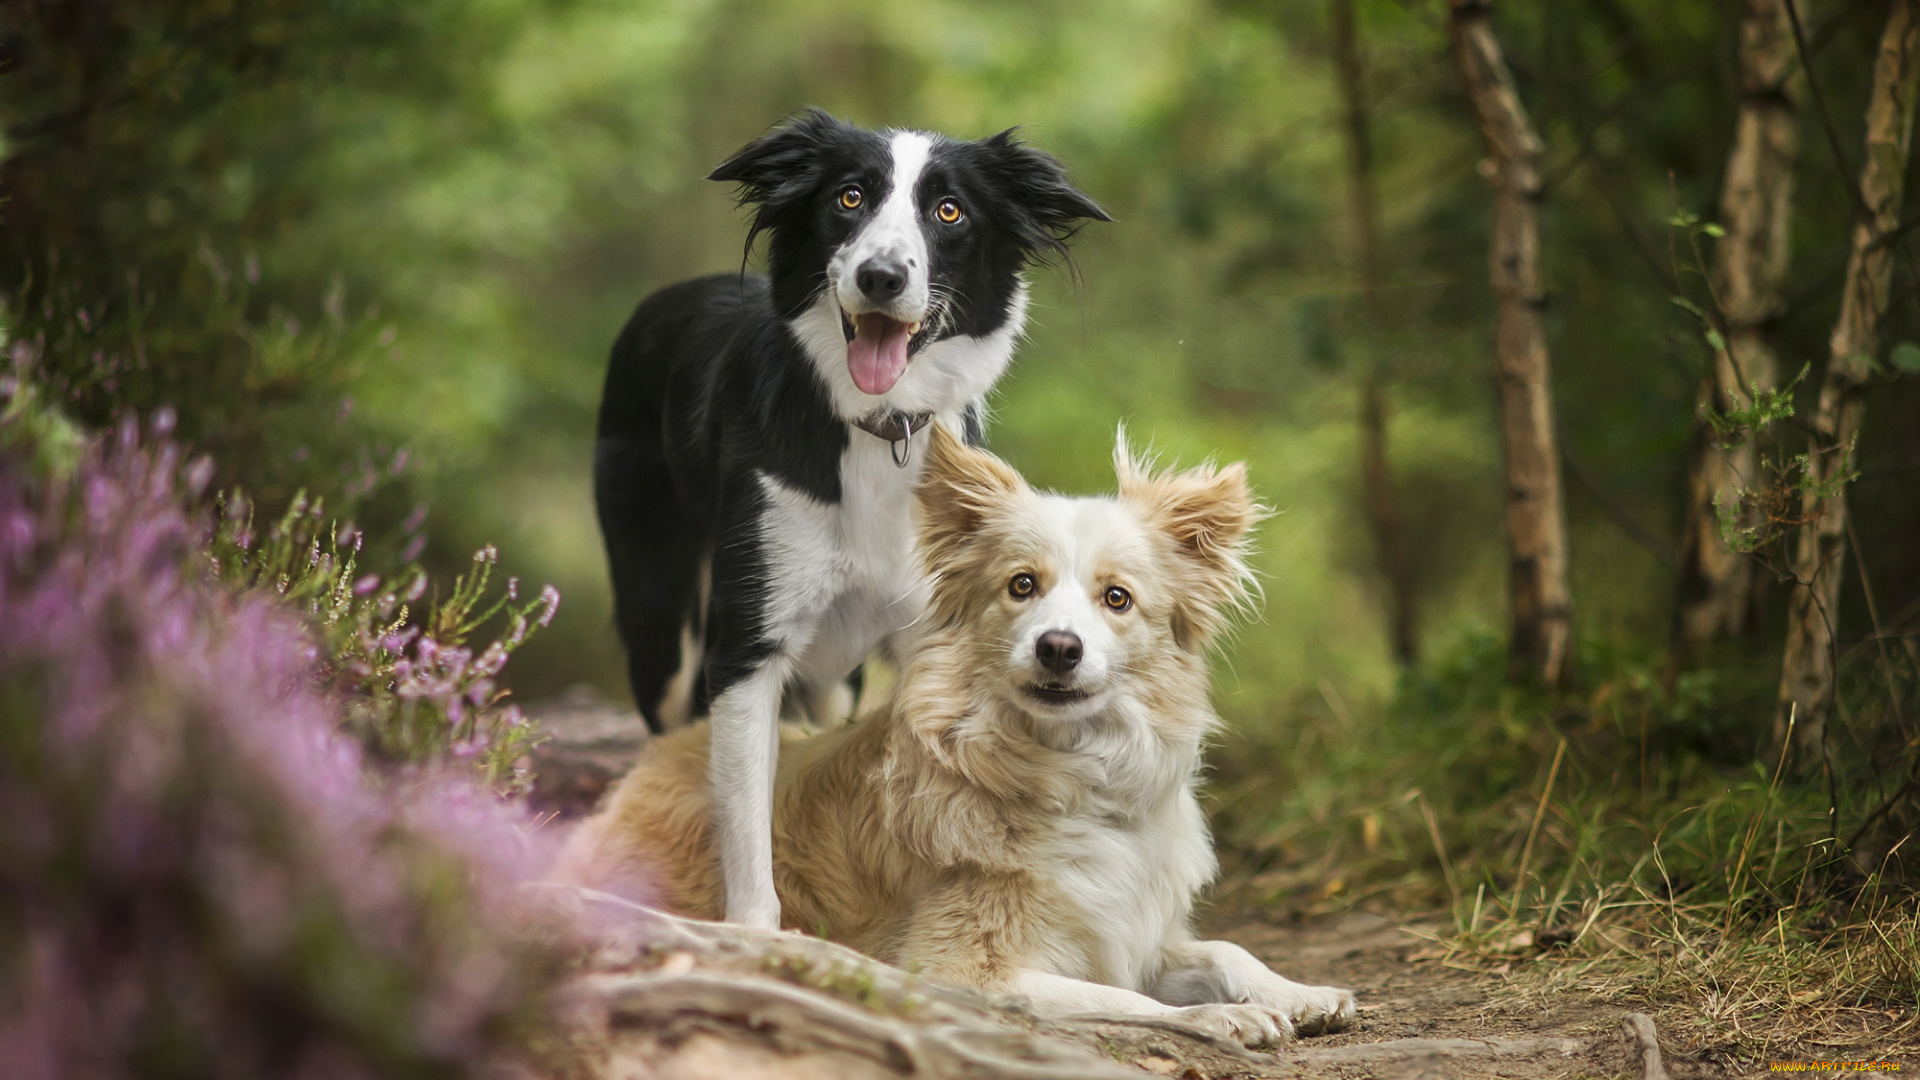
left=209, top=487, right=559, bottom=794
left=0, top=0, right=536, bottom=493
left=1665, top=205, right=1804, bottom=450
left=1888, top=341, right=1920, bottom=375
left=1213, top=628, right=1918, bottom=1018
left=1702, top=362, right=1805, bottom=448
left=1713, top=435, right=1861, bottom=560
left=0, top=334, right=87, bottom=481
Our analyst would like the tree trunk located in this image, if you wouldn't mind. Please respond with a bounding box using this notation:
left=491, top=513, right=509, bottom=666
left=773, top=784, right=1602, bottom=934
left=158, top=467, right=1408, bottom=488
left=1677, top=0, right=1801, bottom=651
left=1448, top=0, right=1573, bottom=687
left=1333, top=0, right=1419, bottom=666
left=1776, top=0, right=1920, bottom=756
left=1359, top=375, right=1418, bottom=664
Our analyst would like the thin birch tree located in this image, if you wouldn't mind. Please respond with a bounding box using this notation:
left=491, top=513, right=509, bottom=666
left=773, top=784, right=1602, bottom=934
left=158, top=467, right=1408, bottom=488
left=1448, top=0, right=1573, bottom=686
left=1677, top=0, right=1802, bottom=651
left=1777, top=0, right=1920, bottom=755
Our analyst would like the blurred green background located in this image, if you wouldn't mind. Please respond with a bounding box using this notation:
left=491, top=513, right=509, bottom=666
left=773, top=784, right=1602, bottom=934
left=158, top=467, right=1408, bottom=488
left=6, top=0, right=1917, bottom=777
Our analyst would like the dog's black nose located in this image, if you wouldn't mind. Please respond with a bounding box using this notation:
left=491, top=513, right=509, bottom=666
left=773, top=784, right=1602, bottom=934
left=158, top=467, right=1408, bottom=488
left=855, top=257, right=908, bottom=302
left=1035, top=631, right=1083, bottom=675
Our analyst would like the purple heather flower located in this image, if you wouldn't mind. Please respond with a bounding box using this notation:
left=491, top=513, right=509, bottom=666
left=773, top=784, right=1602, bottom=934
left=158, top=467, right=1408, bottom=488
left=474, top=643, right=508, bottom=679
left=0, top=423, right=572, bottom=1080
left=184, top=455, right=215, bottom=498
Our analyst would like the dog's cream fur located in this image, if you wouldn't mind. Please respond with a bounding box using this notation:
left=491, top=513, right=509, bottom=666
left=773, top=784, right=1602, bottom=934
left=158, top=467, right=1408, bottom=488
left=557, top=427, right=1356, bottom=1045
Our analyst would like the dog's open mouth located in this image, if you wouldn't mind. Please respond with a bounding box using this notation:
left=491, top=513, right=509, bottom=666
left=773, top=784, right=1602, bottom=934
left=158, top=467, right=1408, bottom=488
left=1023, top=683, right=1091, bottom=706
left=840, top=309, right=924, bottom=396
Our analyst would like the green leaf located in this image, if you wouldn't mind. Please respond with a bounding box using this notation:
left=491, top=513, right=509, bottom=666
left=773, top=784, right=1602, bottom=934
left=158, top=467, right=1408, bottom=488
left=1705, top=329, right=1726, bottom=352
left=1891, top=341, right=1920, bottom=374
left=1669, top=295, right=1708, bottom=319
left=1700, top=222, right=1726, bottom=238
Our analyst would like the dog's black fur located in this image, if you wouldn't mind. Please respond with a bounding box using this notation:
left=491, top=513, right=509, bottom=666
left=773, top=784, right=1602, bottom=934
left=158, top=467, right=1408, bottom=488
left=596, top=110, right=1108, bottom=735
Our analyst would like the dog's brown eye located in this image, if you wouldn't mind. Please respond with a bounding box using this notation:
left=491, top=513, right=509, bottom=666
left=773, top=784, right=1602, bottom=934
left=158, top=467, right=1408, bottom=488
left=1103, top=586, right=1132, bottom=612
left=935, top=198, right=963, bottom=224
left=839, top=186, right=863, bottom=210
left=1009, top=573, right=1036, bottom=599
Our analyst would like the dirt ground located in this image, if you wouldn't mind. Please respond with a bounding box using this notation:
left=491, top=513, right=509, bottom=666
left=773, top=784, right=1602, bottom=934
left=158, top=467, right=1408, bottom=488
left=1186, top=909, right=1668, bottom=1079
left=530, top=691, right=1893, bottom=1079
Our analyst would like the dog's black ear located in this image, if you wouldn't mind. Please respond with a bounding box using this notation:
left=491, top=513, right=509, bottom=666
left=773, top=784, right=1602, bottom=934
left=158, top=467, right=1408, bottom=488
left=916, top=424, right=1024, bottom=572
left=708, top=108, right=846, bottom=194
left=983, top=128, right=1112, bottom=263
left=709, top=109, right=849, bottom=256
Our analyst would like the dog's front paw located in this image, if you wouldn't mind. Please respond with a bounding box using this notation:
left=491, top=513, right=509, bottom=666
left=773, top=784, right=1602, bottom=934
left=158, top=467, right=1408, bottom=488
left=1249, top=982, right=1355, bottom=1036
left=1170, top=1003, right=1296, bottom=1048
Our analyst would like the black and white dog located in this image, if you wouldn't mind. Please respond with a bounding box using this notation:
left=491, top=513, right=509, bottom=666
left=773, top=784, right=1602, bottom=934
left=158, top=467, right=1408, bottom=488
left=594, top=110, right=1108, bottom=927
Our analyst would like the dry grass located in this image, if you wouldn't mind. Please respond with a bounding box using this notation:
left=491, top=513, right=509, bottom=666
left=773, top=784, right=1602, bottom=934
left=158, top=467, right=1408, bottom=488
left=1208, top=635, right=1920, bottom=1062
left=1399, top=878, right=1920, bottom=1058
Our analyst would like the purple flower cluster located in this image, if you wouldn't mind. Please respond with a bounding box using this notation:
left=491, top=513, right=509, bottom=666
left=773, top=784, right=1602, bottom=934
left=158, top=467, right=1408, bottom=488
left=0, top=419, right=563, bottom=1079
left=208, top=480, right=560, bottom=795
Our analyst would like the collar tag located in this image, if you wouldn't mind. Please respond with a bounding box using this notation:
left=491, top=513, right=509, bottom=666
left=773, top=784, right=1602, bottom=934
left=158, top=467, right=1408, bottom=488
left=853, top=410, right=933, bottom=468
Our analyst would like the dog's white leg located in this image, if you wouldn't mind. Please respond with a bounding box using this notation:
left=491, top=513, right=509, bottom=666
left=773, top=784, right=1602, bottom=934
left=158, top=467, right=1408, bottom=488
left=1149, top=939, right=1356, bottom=1036
left=1010, top=969, right=1181, bottom=1015
left=799, top=680, right=855, bottom=728
left=708, top=658, right=791, bottom=930
left=789, top=587, right=902, bottom=729
left=1008, top=969, right=1295, bottom=1048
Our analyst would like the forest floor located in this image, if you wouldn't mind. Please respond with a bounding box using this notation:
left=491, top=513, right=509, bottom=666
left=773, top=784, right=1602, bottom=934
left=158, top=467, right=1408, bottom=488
left=530, top=690, right=1908, bottom=1079
left=1189, top=907, right=1695, bottom=1079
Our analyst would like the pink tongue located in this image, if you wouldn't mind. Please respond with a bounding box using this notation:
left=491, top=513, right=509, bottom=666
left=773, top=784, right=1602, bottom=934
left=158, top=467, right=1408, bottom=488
left=847, top=313, right=912, bottom=395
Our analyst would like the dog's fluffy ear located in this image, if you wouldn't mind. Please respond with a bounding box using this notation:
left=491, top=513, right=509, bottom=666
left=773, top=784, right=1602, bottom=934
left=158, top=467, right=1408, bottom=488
left=709, top=108, right=851, bottom=258
left=1115, top=428, right=1262, bottom=649
left=708, top=107, right=846, bottom=195
left=916, top=424, right=1024, bottom=571
left=982, top=128, right=1112, bottom=264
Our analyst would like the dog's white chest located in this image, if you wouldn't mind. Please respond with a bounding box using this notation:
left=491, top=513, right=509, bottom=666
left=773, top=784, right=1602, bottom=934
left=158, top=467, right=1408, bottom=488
left=1044, top=790, right=1217, bottom=991
left=834, top=437, right=925, bottom=586
left=755, top=435, right=933, bottom=675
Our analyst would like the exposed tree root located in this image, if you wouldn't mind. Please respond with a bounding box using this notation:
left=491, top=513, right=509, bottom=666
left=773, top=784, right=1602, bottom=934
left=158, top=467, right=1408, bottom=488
left=1623, top=1013, right=1673, bottom=1080
left=574, top=970, right=1138, bottom=1080
left=536, top=886, right=1146, bottom=1079
left=1056, top=1014, right=1273, bottom=1063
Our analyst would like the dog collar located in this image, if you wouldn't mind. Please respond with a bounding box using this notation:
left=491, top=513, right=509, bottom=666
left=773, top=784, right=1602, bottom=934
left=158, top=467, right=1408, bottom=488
left=852, top=410, right=934, bottom=467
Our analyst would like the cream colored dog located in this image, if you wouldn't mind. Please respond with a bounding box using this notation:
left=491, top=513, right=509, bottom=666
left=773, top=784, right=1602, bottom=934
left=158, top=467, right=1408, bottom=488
left=557, top=426, right=1356, bottom=1046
